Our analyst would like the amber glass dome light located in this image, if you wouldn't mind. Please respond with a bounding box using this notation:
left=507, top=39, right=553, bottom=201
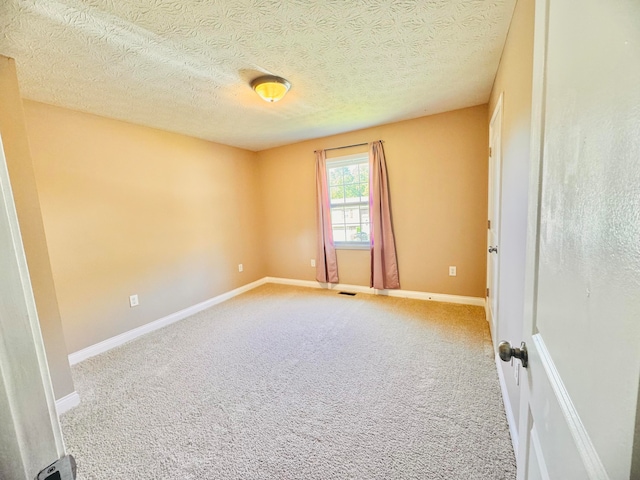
left=251, top=75, right=291, bottom=102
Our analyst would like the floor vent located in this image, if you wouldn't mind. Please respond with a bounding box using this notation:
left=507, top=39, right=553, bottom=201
left=338, top=291, right=357, bottom=296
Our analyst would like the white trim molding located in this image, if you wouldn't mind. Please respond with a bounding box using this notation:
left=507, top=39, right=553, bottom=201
left=265, top=277, right=485, bottom=306
left=68, top=276, right=484, bottom=369
left=530, top=425, right=551, bottom=480
left=55, top=391, right=80, bottom=416
left=533, top=334, right=609, bottom=479
left=68, top=278, right=268, bottom=365
left=495, top=354, right=519, bottom=457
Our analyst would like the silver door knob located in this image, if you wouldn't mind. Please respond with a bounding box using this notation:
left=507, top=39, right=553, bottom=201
left=488, top=246, right=498, bottom=254
left=498, top=341, right=528, bottom=368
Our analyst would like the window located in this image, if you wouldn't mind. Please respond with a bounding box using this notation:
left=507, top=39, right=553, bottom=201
left=327, top=153, right=370, bottom=248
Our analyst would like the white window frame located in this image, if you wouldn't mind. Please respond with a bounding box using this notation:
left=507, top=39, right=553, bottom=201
left=326, top=153, right=370, bottom=250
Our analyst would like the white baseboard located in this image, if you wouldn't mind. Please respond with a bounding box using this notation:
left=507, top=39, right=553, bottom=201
left=495, top=354, right=519, bottom=457
left=265, top=277, right=486, bottom=306
left=68, top=276, right=484, bottom=367
left=55, top=391, right=80, bottom=415
left=68, top=278, right=267, bottom=365
left=62, top=276, right=487, bottom=420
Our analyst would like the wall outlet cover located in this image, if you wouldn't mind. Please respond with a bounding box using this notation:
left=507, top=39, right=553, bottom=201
left=129, top=294, right=139, bottom=307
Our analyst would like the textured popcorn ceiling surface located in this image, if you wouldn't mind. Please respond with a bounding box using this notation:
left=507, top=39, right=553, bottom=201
left=0, top=0, right=515, bottom=151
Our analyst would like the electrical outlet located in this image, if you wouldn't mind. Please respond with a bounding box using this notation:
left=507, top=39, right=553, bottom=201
left=129, top=294, right=139, bottom=307
left=514, top=362, right=520, bottom=385
left=449, top=266, right=457, bottom=276
left=310, top=259, right=316, bottom=267
left=238, top=264, right=243, bottom=272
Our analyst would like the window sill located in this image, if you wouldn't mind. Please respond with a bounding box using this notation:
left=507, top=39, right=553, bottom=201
left=334, top=243, right=370, bottom=251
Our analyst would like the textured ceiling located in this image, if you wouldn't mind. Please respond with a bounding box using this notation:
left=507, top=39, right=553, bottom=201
left=0, top=0, right=515, bottom=151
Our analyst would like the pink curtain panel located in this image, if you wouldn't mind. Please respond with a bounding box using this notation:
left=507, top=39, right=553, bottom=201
left=369, top=141, right=400, bottom=289
left=315, top=149, right=339, bottom=283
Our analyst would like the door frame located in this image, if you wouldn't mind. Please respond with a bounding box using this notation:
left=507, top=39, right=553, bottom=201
left=515, top=0, right=546, bottom=473
left=0, top=133, right=64, bottom=478
left=488, top=92, right=523, bottom=459
left=486, top=92, right=503, bottom=346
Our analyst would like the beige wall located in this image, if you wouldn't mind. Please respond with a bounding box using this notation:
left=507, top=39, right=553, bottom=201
left=23, top=101, right=266, bottom=354
left=20, top=86, right=489, bottom=390
left=0, top=57, right=75, bottom=400
left=488, top=0, right=535, bottom=438
left=258, top=105, right=489, bottom=297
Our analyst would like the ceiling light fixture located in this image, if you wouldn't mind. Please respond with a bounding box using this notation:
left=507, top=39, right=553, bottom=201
left=251, top=75, right=291, bottom=103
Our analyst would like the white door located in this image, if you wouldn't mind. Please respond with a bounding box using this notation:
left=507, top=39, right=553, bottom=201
left=510, top=1, right=640, bottom=479
left=487, top=95, right=503, bottom=344
left=0, top=135, right=65, bottom=477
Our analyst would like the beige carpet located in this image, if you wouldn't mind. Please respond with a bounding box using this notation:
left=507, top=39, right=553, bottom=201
left=61, top=284, right=516, bottom=479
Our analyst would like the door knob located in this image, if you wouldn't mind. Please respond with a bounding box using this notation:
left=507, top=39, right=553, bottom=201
left=498, top=341, right=528, bottom=368
left=488, top=246, right=498, bottom=253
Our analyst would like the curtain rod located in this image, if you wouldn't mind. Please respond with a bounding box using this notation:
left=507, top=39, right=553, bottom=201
left=315, top=140, right=383, bottom=153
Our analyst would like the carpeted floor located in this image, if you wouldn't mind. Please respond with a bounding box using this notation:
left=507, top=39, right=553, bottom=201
left=60, top=284, right=516, bottom=479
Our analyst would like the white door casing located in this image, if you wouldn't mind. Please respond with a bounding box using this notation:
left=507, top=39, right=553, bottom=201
left=487, top=94, right=503, bottom=346
left=516, top=0, right=640, bottom=479
left=0, top=135, right=65, bottom=477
